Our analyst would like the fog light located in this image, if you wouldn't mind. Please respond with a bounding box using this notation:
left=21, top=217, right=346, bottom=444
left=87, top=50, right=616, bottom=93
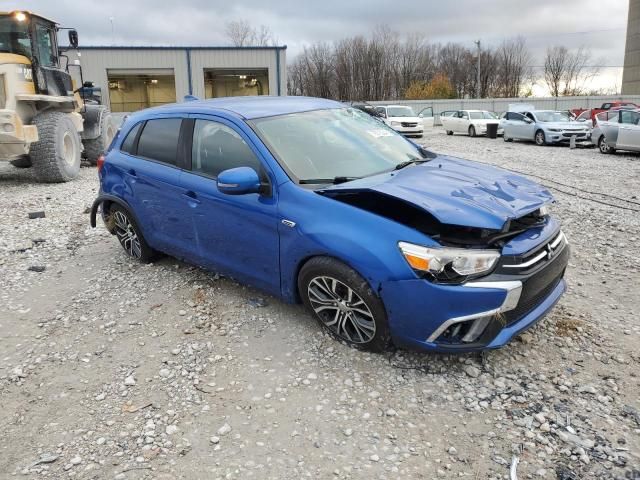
left=2, top=123, right=14, bottom=132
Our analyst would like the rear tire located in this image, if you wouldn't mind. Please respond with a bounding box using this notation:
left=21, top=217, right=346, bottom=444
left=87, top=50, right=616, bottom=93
left=83, top=108, right=115, bottom=165
left=503, top=135, right=513, bottom=142
left=469, top=125, right=476, bottom=137
left=535, top=129, right=546, bottom=146
left=108, top=204, right=155, bottom=263
left=446, top=130, right=453, bottom=136
left=298, top=257, right=392, bottom=352
left=10, top=156, right=32, bottom=168
left=30, top=111, right=81, bottom=183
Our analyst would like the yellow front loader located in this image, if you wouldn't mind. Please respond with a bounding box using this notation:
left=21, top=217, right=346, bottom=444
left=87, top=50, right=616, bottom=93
left=0, top=11, right=114, bottom=182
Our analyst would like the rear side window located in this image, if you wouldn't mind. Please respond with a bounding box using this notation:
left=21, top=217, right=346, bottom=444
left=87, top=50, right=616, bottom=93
left=137, top=118, right=182, bottom=165
left=121, top=122, right=142, bottom=154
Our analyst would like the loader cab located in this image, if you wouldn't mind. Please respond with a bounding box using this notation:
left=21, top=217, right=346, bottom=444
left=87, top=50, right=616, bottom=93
left=0, top=11, right=74, bottom=97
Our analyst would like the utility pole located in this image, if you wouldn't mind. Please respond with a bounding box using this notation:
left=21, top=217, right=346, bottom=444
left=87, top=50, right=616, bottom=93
left=475, top=40, right=481, bottom=98
left=109, top=17, right=115, bottom=45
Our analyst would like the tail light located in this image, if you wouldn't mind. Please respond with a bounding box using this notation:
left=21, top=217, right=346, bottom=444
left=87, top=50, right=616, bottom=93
left=97, top=154, right=105, bottom=173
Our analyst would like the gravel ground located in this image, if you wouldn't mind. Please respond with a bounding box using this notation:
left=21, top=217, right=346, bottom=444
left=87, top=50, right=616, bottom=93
left=1, top=129, right=639, bottom=480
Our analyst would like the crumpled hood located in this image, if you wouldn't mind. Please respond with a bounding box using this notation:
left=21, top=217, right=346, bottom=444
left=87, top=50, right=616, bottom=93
left=319, top=155, right=554, bottom=230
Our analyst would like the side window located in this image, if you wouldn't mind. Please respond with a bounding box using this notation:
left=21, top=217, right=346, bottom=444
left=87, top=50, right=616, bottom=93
left=462, top=112, right=469, bottom=119
left=608, top=111, right=620, bottom=123
left=620, top=110, right=640, bottom=125
left=137, top=118, right=182, bottom=165
left=120, top=122, right=142, bottom=154
left=525, top=112, right=535, bottom=121
left=375, top=107, right=386, bottom=117
left=191, top=120, right=261, bottom=178
left=602, top=103, right=611, bottom=110
left=34, top=23, right=56, bottom=67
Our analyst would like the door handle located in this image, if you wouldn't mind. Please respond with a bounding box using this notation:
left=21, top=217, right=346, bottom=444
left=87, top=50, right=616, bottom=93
left=183, top=191, right=201, bottom=205
left=128, top=168, right=137, bottom=177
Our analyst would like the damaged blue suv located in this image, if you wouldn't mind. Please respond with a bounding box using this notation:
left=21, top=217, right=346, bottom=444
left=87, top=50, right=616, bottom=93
left=91, top=97, right=569, bottom=353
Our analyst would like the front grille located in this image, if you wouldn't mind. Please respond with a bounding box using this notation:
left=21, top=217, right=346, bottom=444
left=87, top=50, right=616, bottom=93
left=401, top=122, right=418, bottom=128
left=562, top=132, right=588, bottom=138
left=500, top=231, right=565, bottom=273
left=502, top=244, right=569, bottom=325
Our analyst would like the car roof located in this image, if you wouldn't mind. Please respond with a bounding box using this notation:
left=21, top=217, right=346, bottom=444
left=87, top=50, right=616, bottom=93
left=131, top=96, right=345, bottom=120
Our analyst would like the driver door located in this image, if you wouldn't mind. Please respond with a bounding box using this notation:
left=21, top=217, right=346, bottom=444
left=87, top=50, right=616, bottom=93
left=178, top=116, right=281, bottom=296
left=617, top=110, right=640, bottom=150
left=418, top=107, right=434, bottom=129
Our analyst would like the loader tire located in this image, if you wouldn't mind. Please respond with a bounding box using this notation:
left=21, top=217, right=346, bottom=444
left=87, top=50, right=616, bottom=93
left=30, top=111, right=81, bottom=183
left=83, top=108, right=115, bottom=165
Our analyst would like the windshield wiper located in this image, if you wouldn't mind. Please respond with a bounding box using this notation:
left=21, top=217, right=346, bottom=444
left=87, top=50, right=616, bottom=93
left=299, top=176, right=360, bottom=185
left=394, top=158, right=429, bottom=171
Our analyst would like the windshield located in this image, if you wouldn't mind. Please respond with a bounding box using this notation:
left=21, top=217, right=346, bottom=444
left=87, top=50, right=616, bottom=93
left=386, top=106, right=415, bottom=117
left=535, top=111, right=571, bottom=122
left=469, top=111, right=497, bottom=120
left=0, top=16, right=32, bottom=58
left=252, top=108, right=427, bottom=183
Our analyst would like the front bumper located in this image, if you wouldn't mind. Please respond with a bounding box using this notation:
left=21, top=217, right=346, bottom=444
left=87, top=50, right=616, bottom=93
left=546, top=130, right=591, bottom=144
left=391, top=125, right=423, bottom=136
left=381, top=231, right=570, bottom=353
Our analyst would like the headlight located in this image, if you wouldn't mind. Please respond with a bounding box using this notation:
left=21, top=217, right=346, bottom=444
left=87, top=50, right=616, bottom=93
left=538, top=205, right=550, bottom=216
left=390, top=121, right=401, bottom=127
left=398, top=242, right=500, bottom=283
left=547, top=128, right=560, bottom=132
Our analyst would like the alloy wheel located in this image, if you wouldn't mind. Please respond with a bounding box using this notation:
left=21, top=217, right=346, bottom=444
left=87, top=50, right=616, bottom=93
left=307, top=276, right=376, bottom=344
left=535, top=131, right=545, bottom=145
left=599, top=136, right=610, bottom=153
left=113, top=210, right=142, bottom=258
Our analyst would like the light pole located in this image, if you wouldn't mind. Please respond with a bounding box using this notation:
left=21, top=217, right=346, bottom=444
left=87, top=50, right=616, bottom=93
left=475, top=40, right=481, bottom=98
left=109, top=16, right=115, bottom=45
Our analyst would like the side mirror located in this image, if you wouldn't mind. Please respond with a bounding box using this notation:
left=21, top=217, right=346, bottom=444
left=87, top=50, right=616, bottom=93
left=68, top=30, right=79, bottom=49
left=217, top=167, right=261, bottom=195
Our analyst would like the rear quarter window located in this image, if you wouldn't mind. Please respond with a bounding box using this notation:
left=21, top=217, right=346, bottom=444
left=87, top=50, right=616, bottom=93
left=120, top=122, right=142, bottom=154
left=136, top=118, right=182, bottom=166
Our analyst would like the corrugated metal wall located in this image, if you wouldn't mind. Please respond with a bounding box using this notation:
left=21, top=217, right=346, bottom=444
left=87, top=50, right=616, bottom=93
left=66, top=47, right=286, bottom=111
left=369, top=95, right=640, bottom=115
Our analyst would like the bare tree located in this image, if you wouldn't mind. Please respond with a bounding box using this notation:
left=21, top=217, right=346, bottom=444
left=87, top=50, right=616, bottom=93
left=225, top=20, right=275, bottom=47
left=544, top=45, right=597, bottom=96
left=496, top=37, right=532, bottom=97
left=225, top=20, right=254, bottom=47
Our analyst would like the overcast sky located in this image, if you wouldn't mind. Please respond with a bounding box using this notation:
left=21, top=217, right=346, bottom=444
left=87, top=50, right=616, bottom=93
left=8, top=0, right=630, bottom=93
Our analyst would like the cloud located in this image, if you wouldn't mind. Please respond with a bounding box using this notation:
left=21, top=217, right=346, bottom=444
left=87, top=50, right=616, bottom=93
left=7, top=0, right=628, bottom=89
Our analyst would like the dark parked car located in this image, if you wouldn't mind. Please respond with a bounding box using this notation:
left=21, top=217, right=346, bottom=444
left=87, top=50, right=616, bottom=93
left=91, top=96, right=569, bottom=353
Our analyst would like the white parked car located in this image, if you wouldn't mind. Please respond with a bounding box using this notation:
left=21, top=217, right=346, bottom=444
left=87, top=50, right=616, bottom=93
left=375, top=105, right=423, bottom=137
left=441, top=110, right=502, bottom=137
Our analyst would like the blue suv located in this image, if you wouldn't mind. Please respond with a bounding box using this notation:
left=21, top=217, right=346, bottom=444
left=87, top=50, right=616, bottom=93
left=91, top=96, right=569, bottom=353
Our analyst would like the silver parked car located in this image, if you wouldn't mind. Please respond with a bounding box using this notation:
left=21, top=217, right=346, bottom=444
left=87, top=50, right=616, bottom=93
left=502, top=110, right=591, bottom=146
left=591, top=109, right=640, bottom=154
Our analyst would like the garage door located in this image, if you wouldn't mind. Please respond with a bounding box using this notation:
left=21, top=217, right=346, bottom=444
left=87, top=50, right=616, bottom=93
left=107, top=69, right=177, bottom=112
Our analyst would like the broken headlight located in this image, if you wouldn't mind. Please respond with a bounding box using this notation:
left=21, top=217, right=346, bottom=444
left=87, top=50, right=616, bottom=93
left=398, top=242, right=500, bottom=283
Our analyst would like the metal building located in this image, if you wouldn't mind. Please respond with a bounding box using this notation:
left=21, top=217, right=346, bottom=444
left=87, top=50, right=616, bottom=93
left=622, top=0, right=640, bottom=94
left=64, top=46, right=287, bottom=112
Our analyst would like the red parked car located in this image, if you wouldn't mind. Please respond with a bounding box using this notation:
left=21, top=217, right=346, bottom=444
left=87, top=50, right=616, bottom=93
left=572, top=102, right=639, bottom=126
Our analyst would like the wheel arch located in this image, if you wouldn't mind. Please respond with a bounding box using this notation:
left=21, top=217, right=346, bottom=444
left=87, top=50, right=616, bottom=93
left=90, top=194, right=142, bottom=234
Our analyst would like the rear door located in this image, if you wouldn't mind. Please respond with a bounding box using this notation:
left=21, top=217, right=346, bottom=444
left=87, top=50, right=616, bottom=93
left=617, top=110, right=640, bottom=150
left=178, top=116, right=281, bottom=296
left=120, top=116, right=192, bottom=257
left=506, top=112, right=527, bottom=139
left=459, top=111, right=470, bottom=133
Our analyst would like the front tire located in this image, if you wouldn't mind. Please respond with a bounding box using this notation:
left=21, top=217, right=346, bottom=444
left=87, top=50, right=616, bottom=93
left=535, top=129, right=546, bottom=146
left=598, top=135, right=615, bottom=154
left=298, top=257, right=392, bottom=352
left=30, top=111, right=81, bottom=183
left=446, top=130, right=453, bottom=136
left=84, top=108, right=115, bottom=165
left=503, top=135, right=513, bottom=142
left=469, top=126, right=476, bottom=137
left=108, top=204, right=155, bottom=263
